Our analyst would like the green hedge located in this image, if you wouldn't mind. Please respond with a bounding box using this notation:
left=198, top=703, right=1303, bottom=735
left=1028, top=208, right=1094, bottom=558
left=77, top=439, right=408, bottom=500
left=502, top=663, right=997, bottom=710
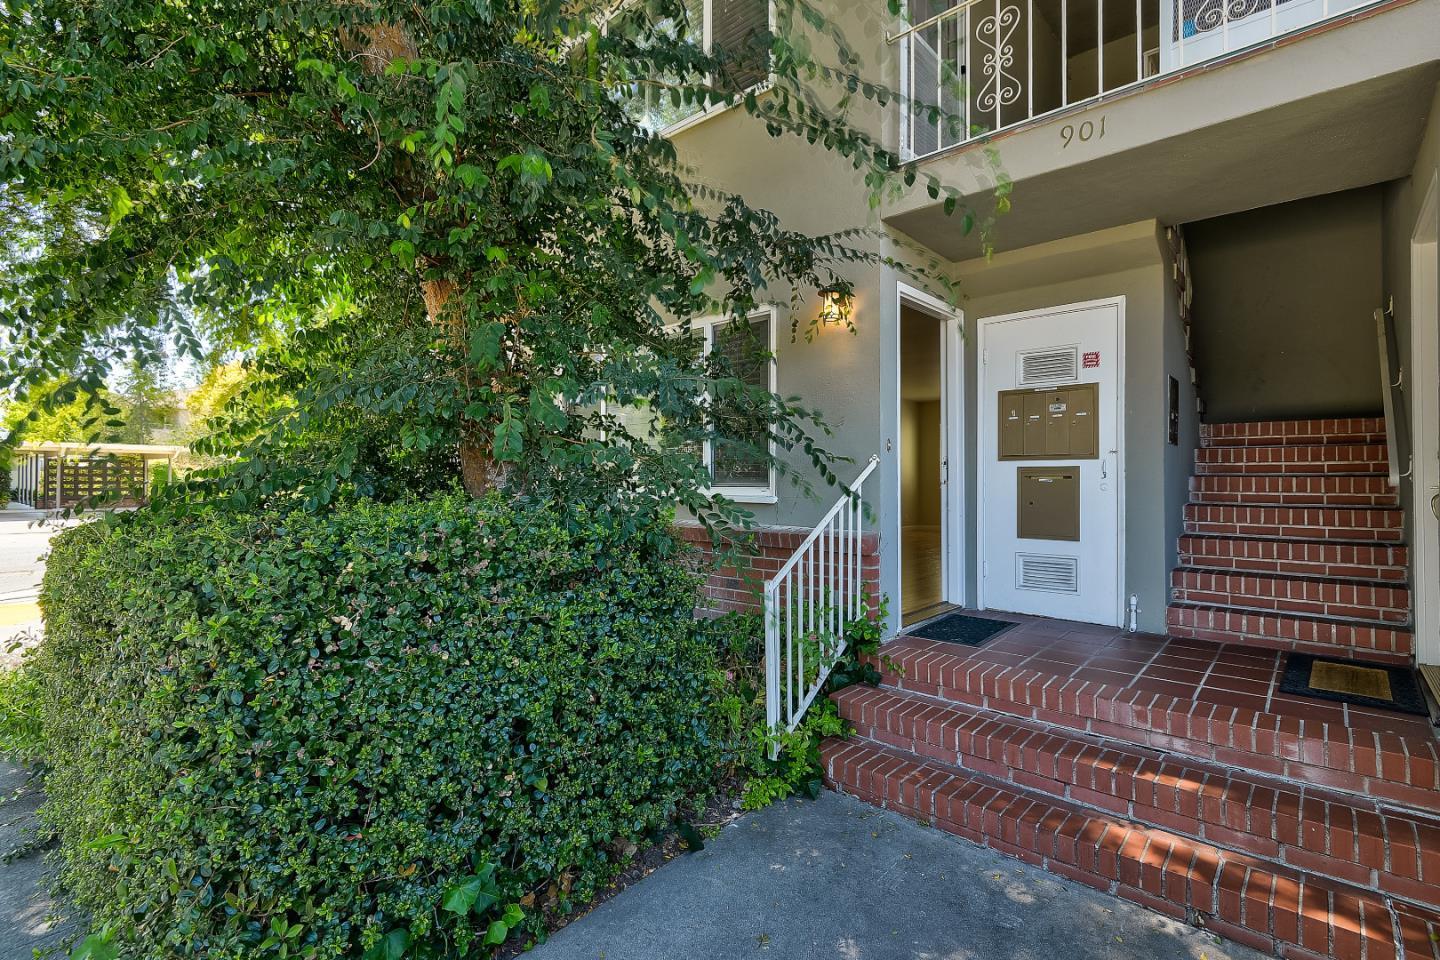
left=31, top=495, right=723, bottom=959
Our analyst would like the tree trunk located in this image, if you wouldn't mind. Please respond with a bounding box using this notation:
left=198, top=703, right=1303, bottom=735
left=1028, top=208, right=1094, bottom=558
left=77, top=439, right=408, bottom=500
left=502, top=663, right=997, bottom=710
left=422, top=277, right=506, bottom=498
left=349, top=21, right=504, bottom=499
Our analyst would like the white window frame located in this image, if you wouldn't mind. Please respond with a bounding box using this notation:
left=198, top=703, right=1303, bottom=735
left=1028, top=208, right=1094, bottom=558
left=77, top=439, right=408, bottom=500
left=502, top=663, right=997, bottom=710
left=604, top=0, right=777, bottom=138
left=692, top=305, right=779, bottom=503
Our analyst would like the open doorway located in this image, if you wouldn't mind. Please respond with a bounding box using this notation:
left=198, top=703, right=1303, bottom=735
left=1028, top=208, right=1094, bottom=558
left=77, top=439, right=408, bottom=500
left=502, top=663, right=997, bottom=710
left=899, top=295, right=959, bottom=625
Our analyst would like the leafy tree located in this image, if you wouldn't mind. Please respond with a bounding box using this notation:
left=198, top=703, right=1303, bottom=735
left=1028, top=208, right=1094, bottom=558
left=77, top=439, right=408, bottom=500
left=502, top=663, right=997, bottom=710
left=0, top=0, right=996, bottom=525
left=111, top=359, right=180, bottom=443
left=0, top=381, right=124, bottom=442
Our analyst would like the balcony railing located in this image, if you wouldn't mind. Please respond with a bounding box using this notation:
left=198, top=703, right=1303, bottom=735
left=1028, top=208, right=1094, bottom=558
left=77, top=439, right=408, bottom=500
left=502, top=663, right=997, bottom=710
left=896, top=0, right=1381, bottom=158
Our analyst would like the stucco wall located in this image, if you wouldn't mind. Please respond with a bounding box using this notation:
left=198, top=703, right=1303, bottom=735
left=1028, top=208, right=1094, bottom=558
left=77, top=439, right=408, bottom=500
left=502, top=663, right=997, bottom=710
left=1380, top=79, right=1440, bottom=597
left=1186, top=187, right=1386, bottom=422
left=665, top=3, right=925, bottom=533
left=1162, top=227, right=1203, bottom=622
left=655, top=4, right=1433, bottom=641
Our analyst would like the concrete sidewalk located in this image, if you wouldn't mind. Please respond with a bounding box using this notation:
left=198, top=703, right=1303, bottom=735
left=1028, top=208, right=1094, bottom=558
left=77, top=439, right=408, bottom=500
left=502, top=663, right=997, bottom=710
left=531, top=791, right=1263, bottom=960
left=0, top=761, right=70, bottom=960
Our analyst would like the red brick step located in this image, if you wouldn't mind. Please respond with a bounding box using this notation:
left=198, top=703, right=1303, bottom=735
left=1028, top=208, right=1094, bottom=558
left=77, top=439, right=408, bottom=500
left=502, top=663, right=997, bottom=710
left=1194, top=444, right=1388, bottom=476
left=869, top=637, right=1440, bottom=815
left=1170, top=570, right=1411, bottom=624
left=1190, top=475, right=1398, bottom=507
left=1183, top=504, right=1403, bottom=542
left=1177, top=536, right=1407, bottom=582
left=1166, top=603, right=1413, bottom=662
left=833, top=684, right=1440, bottom=911
left=1200, top=418, right=1387, bottom=448
left=823, top=736, right=1440, bottom=960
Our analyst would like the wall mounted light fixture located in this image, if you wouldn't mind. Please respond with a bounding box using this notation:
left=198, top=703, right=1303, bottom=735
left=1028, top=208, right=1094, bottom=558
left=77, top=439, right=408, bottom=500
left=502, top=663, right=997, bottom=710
left=817, top=283, right=854, bottom=325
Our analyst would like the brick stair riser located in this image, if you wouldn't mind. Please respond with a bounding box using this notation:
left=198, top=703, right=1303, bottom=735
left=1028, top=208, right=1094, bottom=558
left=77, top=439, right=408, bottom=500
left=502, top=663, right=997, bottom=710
left=1182, top=505, right=1403, bottom=542
left=1169, top=572, right=1410, bottom=625
left=1199, top=419, right=1386, bottom=448
left=1165, top=606, right=1414, bottom=661
left=866, top=654, right=1440, bottom=814
left=1195, top=458, right=1389, bottom=477
left=1177, top=537, right=1407, bottom=583
left=1190, top=477, right=1398, bottom=508
left=1196, top=444, right=1387, bottom=465
left=1183, top=524, right=1401, bottom=543
left=822, top=738, right=1440, bottom=960
left=834, top=685, right=1440, bottom=911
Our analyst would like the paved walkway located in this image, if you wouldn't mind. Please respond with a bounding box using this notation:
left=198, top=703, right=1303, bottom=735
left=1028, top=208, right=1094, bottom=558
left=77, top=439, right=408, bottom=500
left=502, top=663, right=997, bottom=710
left=0, top=761, right=69, bottom=960
left=532, top=791, right=1265, bottom=960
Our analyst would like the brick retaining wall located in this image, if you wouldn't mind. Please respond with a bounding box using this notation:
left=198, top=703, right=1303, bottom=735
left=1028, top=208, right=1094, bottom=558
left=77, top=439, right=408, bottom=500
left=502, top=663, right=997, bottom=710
left=676, top=523, right=881, bottom=617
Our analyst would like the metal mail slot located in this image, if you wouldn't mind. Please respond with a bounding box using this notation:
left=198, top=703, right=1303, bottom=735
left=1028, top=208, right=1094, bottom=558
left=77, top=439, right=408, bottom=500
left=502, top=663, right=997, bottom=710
left=1017, top=467, right=1080, bottom=541
left=998, top=383, right=1098, bottom=460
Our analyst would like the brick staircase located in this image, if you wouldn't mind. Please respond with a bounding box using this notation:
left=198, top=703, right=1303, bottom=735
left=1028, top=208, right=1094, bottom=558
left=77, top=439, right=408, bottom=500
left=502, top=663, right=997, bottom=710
left=1167, top=417, right=1414, bottom=664
left=818, top=420, right=1440, bottom=958
left=822, top=630, right=1440, bottom=958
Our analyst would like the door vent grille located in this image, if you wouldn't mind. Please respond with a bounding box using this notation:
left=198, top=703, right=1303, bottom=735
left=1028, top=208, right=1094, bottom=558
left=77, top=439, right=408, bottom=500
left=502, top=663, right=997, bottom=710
left=1017, top=347, right=1078, bottom=386
left=1015, top=554, right=1080, bottom=593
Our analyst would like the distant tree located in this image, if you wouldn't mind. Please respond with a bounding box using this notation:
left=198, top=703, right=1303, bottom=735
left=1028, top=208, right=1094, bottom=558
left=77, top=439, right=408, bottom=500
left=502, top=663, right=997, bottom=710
left=1, top=0, right=998, bottom=524
left=111, top=361, right=180, bottom=444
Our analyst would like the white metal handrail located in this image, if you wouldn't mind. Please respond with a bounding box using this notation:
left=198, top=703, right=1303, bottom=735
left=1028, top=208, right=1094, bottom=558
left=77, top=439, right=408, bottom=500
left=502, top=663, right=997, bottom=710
left=1376, top=306, right=1411, bottom=488
left=763, top=454, right=879, bottom=753
left=893, top=0, right=1385, bottom=160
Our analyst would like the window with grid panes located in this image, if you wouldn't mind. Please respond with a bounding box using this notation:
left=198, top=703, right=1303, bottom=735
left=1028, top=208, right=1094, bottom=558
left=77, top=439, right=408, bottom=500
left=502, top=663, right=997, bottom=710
left=703, top=309, right=775, bottom=494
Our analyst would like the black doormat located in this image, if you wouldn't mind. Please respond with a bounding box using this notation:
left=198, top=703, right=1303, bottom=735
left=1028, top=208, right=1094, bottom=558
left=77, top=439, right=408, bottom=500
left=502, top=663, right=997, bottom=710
left=908, top=612, right=1016, bottom=647
left=1278, top=653, right=1428, bottom=716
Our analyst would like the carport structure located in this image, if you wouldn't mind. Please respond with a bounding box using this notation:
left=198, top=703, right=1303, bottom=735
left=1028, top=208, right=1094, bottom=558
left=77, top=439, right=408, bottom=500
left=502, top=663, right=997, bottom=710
left=9, top=442, right=184, bottom=510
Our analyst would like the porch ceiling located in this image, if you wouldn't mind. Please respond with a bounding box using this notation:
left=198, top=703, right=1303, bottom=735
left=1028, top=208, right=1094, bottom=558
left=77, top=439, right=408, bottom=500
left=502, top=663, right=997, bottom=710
left=884, top=0, right=1440, bottom=261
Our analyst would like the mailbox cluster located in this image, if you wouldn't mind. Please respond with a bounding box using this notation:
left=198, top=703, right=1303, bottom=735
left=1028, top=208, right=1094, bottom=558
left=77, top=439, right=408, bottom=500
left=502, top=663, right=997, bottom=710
left=998, top=383, right=1099, bottom=543
left=998, top=383, right=1099, bottom=460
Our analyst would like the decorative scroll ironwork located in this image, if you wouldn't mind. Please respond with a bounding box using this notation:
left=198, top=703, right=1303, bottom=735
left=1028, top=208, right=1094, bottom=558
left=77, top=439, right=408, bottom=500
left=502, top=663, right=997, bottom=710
left=1187, top=0, right=1272, bottom=33
left=976, top=3, right=1022, bottom=113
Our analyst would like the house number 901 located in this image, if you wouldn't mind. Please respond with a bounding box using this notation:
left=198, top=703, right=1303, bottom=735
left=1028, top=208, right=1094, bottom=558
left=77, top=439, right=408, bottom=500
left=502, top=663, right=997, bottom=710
left=1060, top=117, right=1106, bottom=147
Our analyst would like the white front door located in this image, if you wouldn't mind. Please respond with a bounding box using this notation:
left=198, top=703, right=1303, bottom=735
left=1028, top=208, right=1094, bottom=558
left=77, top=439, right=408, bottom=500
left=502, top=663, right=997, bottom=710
left=979, top=299, right=1123, bottom=626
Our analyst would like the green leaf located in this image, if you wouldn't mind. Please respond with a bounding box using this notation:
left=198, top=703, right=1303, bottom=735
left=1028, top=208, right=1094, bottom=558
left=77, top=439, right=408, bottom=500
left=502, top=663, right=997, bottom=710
left=482, top=920, right=510, bottom=947
left=362, top=929, right=409, bottom=960
left=441, top=877, right=482, bottom=915
left=494, top=402, right=524, bottom=460
left=529, top=388, right=568, bottom=431
left=70, top=935, right=118, bottom=960
left=468, top=323, right=504, bottom=370
left=107, top=187, right=135, bottom=228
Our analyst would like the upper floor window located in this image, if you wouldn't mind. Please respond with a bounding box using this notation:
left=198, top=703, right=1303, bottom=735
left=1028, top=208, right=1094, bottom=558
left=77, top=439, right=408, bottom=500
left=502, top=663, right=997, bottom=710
left=618, top=0, right=773, bottom=134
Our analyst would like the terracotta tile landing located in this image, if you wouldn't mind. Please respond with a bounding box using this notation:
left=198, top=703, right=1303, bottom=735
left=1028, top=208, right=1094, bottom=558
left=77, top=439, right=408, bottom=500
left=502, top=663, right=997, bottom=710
left=875, top=612, right=1439, bottom=812
left=896, top=611, right=1432, bottom=740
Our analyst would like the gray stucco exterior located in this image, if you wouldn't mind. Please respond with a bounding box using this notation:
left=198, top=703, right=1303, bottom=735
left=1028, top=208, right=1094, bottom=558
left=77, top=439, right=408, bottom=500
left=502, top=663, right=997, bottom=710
left=668, top=0, right=1440, bottom=640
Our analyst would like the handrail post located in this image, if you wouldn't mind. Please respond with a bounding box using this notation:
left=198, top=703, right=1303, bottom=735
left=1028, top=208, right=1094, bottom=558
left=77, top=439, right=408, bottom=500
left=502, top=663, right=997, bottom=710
left=764, top=580, right=782, bottom=760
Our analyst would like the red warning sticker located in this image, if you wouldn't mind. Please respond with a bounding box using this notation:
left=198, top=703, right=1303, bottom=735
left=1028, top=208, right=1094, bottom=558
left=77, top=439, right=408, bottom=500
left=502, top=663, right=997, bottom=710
left=1082, top=351, right=1101, bottom=369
